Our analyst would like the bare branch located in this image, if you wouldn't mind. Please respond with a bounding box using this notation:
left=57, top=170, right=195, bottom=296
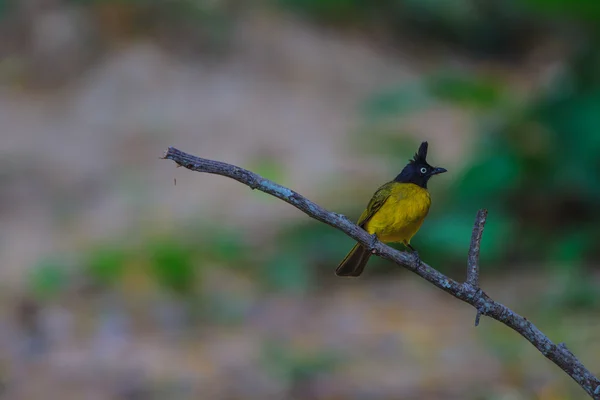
left=163, top=147, right=600, bottom=399
left=467, top=209, right=487, bottom=288
left=467, top=209, right=487, bottom=327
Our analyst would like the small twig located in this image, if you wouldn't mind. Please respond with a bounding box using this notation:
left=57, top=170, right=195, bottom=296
left=163, top=147, right=600, bottom=399
left=467, top=209, right=487, bottom=288
left=466, top=209, right=487, bottom=326
left=474, top=311, right=482, bottom=327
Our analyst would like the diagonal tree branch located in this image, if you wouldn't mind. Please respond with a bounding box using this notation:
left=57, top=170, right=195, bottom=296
left=163, top=146, right=600, bottom=399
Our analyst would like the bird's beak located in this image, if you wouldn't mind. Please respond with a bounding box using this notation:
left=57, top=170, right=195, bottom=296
left=430, top=167, right=447, bottom=175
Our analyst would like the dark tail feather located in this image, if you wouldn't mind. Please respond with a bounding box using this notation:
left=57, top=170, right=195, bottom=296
left=335, top=243, right=372, bottom=277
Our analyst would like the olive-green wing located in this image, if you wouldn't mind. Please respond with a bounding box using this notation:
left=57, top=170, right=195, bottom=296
left=356, top=181, right=395, bottom=227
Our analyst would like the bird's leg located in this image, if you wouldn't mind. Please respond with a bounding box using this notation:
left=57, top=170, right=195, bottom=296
left=406, top=243, right=421, bottom=267
left=369, top=233, right=379, bottom=254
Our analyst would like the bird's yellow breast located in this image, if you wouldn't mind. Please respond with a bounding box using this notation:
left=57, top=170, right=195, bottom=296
left=364, top=183, right=431, bottom=244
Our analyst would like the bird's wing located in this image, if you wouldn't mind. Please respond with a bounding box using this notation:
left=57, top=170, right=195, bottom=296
left=356, top=181, right=394, bottom=228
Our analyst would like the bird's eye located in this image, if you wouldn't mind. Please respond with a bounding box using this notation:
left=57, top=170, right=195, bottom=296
left=420, top=167, right=427, bottom=174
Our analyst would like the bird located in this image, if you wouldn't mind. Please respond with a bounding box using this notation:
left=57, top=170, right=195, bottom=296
left=336, top=141, right=447, bottom=277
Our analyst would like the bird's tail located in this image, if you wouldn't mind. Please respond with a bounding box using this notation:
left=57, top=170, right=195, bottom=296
left=335, top=243, right=372, bottom=277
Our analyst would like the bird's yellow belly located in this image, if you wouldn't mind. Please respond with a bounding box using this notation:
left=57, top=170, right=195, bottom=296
left=364, top=187, right=431, bottom=244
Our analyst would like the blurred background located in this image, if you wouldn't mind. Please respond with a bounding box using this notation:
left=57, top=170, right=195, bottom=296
left=1, top=0, right=600, bottom=399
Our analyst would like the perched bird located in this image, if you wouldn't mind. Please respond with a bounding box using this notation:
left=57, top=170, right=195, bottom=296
left=336, top=141, right=446, bottom=277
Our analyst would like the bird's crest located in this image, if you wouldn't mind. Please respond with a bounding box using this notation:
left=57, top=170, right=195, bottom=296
left=410, top=141, right=428, bottom=164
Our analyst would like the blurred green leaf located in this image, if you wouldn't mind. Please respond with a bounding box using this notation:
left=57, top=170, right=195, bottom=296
left=85, top=246, right=127, bottom=287
left=427, top=72, right=507, bottom=109
left=206, top=229, right=248, bottom=264
left=363, top=81, right=434, bottom=120
left=523, top=0, right=600, bottom=20
left=455, top=149, right=522, bottom=202
left=147, top=239, right=196, bottom=295
left=262, top=253, right=311, bottom=293
left=267, top=220, right=358, bottom=281
left=364, top=71, right=509, bottom=125
left=29, top=259, right=69, bottom=299
left=278, top=221, right=353, bottom=260
left=542, top=91, right=600, bottom=165
left=0, top=0, right=13, bottom=20
left=277, top=0, right=371, bottom=22
left=549, top=230, right=592, bottom=266
left=421, top=209, right=515, bottom=264
left=401, top=0, right=480, bottom=24
left=261, top=341, right=339, bottom=382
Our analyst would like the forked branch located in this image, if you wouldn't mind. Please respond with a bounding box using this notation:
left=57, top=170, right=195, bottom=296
left=163, top=147, right=600, bottom=399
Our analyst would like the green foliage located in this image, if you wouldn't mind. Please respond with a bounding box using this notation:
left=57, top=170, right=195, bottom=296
left=280, top=0, right=540, bottom=58
left=427, top=72, right=508, bottom=109
left=364, top=81, right=434, bottom=120
left=260, top=221, right=352, bottom=291
left=0, top=0, right=13, bottom=20
left=146, top=237, right=197, bottom=296
left=523, top=0, right=600, bottom=20
left=277, top=0, right=371, bottom=23
left=261, top=341, right=340, bottom=385
left=550, top=231, right=593, bottom=266
left=361, top=20, right=600, bottom=280
left=29, top=258, right=70, bottom=299
left=262, top=254, right=311, bottom=293
left=85, top=246, right=127, bottom=287
left=365, top=71, right=512, bottom=119
left=418, top=210, right=515, bottom=266
left=203, top=228, right=249, bottom=266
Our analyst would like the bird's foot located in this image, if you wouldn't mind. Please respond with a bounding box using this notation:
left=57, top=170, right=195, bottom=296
left=407, top=244, right=421, bottom=267
left=369, top=233, right=379, bottom=254
left=412, top=251, right=421, bottom=268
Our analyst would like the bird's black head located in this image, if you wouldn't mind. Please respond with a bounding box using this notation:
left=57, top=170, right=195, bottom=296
left=394, top=141, right=447, bottom=188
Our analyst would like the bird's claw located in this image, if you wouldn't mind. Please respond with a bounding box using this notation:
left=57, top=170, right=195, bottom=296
left=406, top=245, right=421, bottom=267
left=412, top=251, right=421, bottom=267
